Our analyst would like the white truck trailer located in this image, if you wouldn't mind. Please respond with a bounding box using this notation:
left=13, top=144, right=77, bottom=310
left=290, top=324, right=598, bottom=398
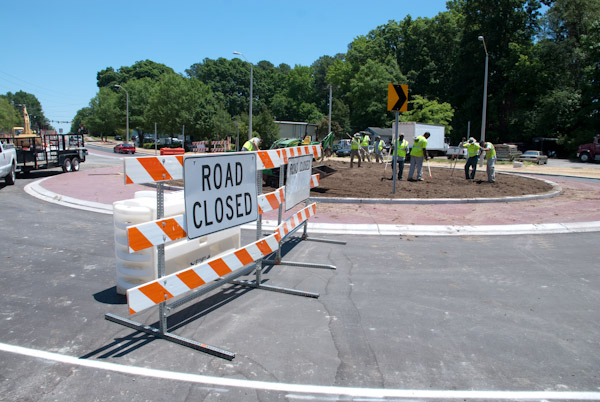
left=391, top=122, right=448, bottom=156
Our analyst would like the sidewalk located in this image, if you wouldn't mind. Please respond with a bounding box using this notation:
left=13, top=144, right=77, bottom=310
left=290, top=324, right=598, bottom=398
left=25, top=150, right=600, bottom=235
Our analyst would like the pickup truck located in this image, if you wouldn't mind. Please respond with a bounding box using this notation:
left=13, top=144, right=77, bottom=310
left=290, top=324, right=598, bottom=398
left=516, top=150, right=548, bottom=165
left=446, top=145, right=468, bottom=159
left=0, top=141, right=17, bottom=184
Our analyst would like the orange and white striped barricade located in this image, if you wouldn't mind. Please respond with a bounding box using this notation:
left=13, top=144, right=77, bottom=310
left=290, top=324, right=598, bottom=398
left=210, top=140, right=229, bottom=152
left=192, top=141, right=208, bottom=153
left=258, top=147, right=346, bottom=268
left=107, top=149, right=326, bottom=358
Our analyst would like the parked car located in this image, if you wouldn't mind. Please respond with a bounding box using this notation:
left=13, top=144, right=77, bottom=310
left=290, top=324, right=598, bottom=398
left=334, top=139, right=352, bottom=157
left=114, top=143, right=136, bottom=154
left=335, top=144, right=351, bottom=157
left=115, top=135, right=122, bottom=141
left=516, top=150, right=548, bottom=165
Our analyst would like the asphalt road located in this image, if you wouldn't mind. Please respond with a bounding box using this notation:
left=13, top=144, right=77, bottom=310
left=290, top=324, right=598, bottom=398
left=1, top=152, right=599, bottom=401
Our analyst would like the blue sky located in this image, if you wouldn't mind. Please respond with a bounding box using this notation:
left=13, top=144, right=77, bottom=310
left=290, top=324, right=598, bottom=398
left=1, top=0, right=449, bottom=134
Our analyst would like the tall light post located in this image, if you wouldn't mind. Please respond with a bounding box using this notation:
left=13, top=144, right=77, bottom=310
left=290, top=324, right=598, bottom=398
left=114, top=84, right=129, bottom=143
left=233, top=51, right=253, bottom=141
left=478, top=36, right=489, bottom=144
left=328, top=86, right=333, bottom=134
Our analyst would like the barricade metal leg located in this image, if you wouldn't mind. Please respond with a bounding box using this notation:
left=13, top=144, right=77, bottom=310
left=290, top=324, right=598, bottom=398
left=241, top=167, right=319, bottom=298
left=156, top=183, right=167, bottom=335
left=105, top=313, right=235, bottom=360
left=106, top=182, right=236, bottom=360
left=275, top=164, right=285, bottom=263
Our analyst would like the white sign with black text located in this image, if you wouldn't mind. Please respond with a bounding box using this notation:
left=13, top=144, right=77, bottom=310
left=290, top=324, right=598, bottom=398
left=285, top=154, right=312, bottom=211
left=184, top=153, right=258, bottom=239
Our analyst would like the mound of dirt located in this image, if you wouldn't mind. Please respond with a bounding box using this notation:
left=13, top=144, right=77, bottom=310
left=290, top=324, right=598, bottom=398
left=266, top=159, right=554, bottom=199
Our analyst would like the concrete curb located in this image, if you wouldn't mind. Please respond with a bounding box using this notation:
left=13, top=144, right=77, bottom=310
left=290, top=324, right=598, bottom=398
left=245, top=220, right=600, bottom=236
left=24, top=178, right=113, bottom=215
left=309, top=172, right=562, bottom=205
left=25, top=170, right=600, bottom=236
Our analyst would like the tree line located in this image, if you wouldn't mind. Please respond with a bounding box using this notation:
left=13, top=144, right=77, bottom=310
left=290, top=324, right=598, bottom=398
left=2, top=0, right=599, bottom=154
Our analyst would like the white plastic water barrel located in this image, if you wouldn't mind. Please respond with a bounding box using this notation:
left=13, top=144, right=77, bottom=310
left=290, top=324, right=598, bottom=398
left=113, top=191, right=240, bottom=295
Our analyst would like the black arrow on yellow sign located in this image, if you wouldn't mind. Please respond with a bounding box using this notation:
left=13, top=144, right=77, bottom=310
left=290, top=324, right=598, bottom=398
left=387, top=83, right=408, bottom=112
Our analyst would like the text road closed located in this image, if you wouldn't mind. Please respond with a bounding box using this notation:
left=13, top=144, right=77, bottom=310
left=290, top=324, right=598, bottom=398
left=184, top=153, right=258, bottom=239
left=285, top=154, right=312, bottom=211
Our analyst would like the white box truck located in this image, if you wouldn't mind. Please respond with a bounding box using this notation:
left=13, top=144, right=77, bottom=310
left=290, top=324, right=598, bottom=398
left=392, top=122, right=448, bottom=156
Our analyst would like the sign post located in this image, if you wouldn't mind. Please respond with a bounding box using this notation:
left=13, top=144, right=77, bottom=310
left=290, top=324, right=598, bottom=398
left=388, top=83, right=408, bottom=194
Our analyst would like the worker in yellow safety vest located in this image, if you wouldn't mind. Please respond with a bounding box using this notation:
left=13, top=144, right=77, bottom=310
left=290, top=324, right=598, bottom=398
left=373, top=136, right=385, bottom=163
left=461, top=137, right=481, bottom=180
left=480, top=141, right=496, bottom=183
left=394, top=134, right=409, bottom=180
left=350, top=133, right=362, bottom=168
left=242, top=137, right=261, bottom=152
left=407, top=132, right=430, bottom=181
left=360, top=132, right=371, bottom=162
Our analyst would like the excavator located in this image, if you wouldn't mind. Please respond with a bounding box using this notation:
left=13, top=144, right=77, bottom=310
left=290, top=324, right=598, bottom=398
left=10, top=105, right=41, bottom=148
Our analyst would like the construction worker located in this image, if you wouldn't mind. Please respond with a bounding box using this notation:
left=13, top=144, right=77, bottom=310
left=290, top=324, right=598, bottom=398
left=407, top=132, right=430, bottom=181
left=373, top=136, right=385, bottom=163
left=360, top=132, right=371, bottom=162
left=462, top=137, right=481, bottom=180
left=350, top=133, right=361, bottom=168
left=242, top=137, right=261, bottom=152
left=480, top=141, right=497, bottom=183
left=394, top=134, right=409, bottom=180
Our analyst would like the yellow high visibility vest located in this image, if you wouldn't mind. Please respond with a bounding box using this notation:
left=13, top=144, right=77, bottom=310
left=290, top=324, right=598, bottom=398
left=462, top=142, right=480, bottom=157
left=361, top=135, right=370, bottom=146
left=396, top=139, right=409, bottom=157
left=410, top=136, right=427, bottom=157
left=483, top=142, right=496, bottom=159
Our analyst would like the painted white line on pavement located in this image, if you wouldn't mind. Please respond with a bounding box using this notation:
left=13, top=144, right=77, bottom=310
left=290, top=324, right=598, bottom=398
left=1, top=342, right=599, bottom=401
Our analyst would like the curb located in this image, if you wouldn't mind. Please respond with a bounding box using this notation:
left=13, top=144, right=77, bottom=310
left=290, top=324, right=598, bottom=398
left=24, top=167, right=600, bottom=236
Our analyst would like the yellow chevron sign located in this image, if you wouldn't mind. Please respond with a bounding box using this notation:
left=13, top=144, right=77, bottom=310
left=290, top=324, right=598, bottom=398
left=387, top=83, right=408, bottom=111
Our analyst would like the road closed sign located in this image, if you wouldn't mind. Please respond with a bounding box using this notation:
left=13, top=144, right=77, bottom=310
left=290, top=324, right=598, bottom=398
left=285, top=154, right=312, bottom=211
left=184, top=153, right=258, bottom=239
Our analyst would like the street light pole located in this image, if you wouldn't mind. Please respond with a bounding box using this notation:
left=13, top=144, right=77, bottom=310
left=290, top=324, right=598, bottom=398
left=114, top=84, right=129, bottom=143
left=328, top=85, right=333, bottom=134
left=478, top=36, right=489, bottom=144
left=233, top=51, right=253, bottom=141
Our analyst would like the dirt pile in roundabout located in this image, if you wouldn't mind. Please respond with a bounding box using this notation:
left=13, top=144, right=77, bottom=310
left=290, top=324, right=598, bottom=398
left=269, top=159, right=554, bottom=200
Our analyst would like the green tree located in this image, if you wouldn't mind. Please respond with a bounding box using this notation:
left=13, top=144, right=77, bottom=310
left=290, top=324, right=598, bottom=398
left=399, top=95, right=455, bottom=136
left=252, top=107, right=279, bottom=149
left=84, top=87, right=119, bottom=139
left=70, top=107, right=91, bottom=134
left=114, top=78, right=155, bottom=136
left=145, top=73, right=222, bottom=140
left=97, top=60, right=175, bottom=88
left=0, top=97, right=21, bottom=132
left=347, top=57, right=406, bottom=131
left=3, top=91, right=49, bottom=131
left=451, top=0, right=543, bottom=143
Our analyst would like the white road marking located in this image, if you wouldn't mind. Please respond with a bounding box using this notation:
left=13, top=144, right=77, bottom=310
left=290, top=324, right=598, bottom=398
left=1, top=342, right=599, bottom=400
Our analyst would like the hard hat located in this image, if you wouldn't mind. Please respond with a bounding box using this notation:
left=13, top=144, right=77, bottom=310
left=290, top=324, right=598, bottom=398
left=354, top=133, right=361, bottom=137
